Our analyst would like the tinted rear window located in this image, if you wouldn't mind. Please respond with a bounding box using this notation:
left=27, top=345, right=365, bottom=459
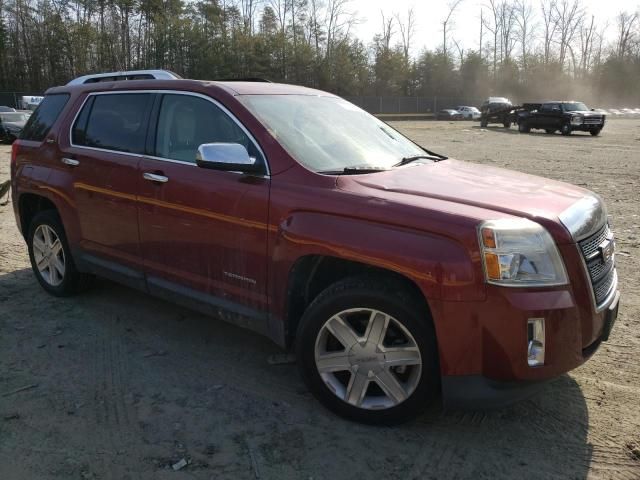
left=72, top=93, right=152, bottom=154
left=20, top=94, right=70, bottom=141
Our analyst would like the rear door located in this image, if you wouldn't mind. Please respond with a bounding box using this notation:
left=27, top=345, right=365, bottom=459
left=61, top=92, right=154, bottom=285
left=137, top=92, right=271, bottom=315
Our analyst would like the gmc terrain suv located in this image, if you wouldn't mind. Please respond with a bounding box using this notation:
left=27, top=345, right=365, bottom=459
left=10, top=70, right=620, bottom=424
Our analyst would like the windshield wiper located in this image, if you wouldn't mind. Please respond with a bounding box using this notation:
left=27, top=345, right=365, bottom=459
left=318, top=166, right=389, bottom=175
left=394, top=152, right=447, bottom=167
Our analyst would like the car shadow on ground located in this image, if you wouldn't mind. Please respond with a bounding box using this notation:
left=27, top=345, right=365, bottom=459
left=0, top=268, right=592, bottom=479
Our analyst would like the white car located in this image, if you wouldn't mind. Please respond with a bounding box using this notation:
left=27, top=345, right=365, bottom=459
left=455, top=106, right=481, bottom=120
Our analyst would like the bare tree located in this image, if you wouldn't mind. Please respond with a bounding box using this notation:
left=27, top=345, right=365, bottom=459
left=483, top=0, right=501, bottom=74
left=615, top=11, right=638, bottom=57
left=553, top=0, right=584, bottom=68
left=514, top=0, right=536, bottom=72
left=498, top=1, right=516, bottom=61
left=395, top=7, right=415, bottom=60
left=379, top=10, right=394, bottom=51
left=578, top=14, right=596, bottom=76
left=540, top=0, right=558, bottom=65
left=442, top=0, right=464, bottom=57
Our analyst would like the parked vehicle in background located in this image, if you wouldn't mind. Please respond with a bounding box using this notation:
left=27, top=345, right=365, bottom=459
left=0, top=111, right=29, bottom=143
left=10, top=70, right=620, bottom=424
left=455, top=106, right=481, bottom=120
left=436, top=109, right=463, bottom=120
left=607, top=108, right=622, bottom=116
left=517, top=101, right=605, bottom=136
left=20, top=96, right=44, bottom=111
left=480, top=97, right=513, bottom=127
left=0, top=106, right=17, bottom=112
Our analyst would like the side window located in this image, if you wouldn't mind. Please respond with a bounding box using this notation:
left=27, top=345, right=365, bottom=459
left=541, top=104, right=551, bottom=112
left=154, top=94, right=262, bottom=164
left=21, top=94, right=70, bottom=141
left=73, top=93, right=151, bottom=154
left=71, top=96, right=94, bottom=146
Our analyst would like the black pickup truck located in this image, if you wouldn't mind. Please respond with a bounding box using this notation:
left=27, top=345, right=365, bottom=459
left=517, top=101, right=605, bottom=136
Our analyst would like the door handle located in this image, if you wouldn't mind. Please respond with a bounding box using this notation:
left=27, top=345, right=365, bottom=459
left=61, top=157, right=79, bottom=166
left=143, top=172, right=169, bottom=183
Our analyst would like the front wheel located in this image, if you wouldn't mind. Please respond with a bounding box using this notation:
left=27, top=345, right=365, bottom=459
left=560, top=123, right=572, bottom=136
left=296, top=276, right=439, bottom=425
left=480, top=117, right=488, bottom=128
left=518, top=121, right=530, bottom=133
left=590, top=128, right=601, bottom=136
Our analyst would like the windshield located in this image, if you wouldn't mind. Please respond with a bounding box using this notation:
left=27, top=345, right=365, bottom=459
left=564, top=102, right=588, bottom=112
left=0, top=112, right=28, bottom=123
left=238, top=95, right=427, bottom=172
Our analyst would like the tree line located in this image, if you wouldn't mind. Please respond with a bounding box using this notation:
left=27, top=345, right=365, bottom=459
left=0, top=0, right=639, bottom=106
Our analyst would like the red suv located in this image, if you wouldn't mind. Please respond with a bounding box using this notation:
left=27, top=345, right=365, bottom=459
left=10, top=70, right=620, bottom=424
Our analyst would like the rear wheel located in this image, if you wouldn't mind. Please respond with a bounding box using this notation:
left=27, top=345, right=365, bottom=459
left=296, top=276, right=439, bottom=425
left=560, top=123, right=572, bottom=136
left=27, top=210, right=91, bottom=296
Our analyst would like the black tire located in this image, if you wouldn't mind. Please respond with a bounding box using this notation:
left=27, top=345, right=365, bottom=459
left=503, top=119, right=511, bottom=128
left=590, top=128, right=601, bottom=136
left=560, top=123, right=572, bottom=136
left=27, top=210, right=91, bottom=296
left=545, top=129, right=555, bottom=134
left=296, top=275, right=440, bottom=425
left=518, top=121, right=530, bottom=133
left=480, top=118, right=488, bottom=128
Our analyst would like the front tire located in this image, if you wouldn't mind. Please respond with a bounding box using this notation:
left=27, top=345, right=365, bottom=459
left=296, top=276, right=439, bottom=425
left=27, top=210, right=90, bottom=296
left=561, top=123, right=572, bottom=136
left=480, top=117, right=488, bottom=128
left=518, top=121, right=530, bottom=133
left=590, top=128, right=601, bottom=136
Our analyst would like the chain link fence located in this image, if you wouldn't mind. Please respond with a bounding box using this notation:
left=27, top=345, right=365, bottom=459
left=2, top=91, right=484, bottom=115
left=343, top=96, right=483, bottom=114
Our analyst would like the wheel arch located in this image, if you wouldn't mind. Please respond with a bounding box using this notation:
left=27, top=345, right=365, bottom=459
left=283, top=254, right=433, bottom=348
left=18, top=192, right=59, bottom=238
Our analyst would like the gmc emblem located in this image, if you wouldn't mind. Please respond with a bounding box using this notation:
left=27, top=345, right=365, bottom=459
left=600, top=240, right=614, bottom=263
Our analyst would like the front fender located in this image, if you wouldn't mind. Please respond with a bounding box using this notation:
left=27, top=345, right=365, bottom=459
left=270, top=211, right=485, bottom=320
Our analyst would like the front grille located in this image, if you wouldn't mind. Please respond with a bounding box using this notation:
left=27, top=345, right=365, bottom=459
left=580, top=224, right=610, bottom=259
left=583, top=117, right=603, bottom=125
left=579, top=224, right=616, bottom=305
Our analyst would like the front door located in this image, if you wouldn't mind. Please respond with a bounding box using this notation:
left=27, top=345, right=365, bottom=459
left=62, top=92, right=154, bottom=282
left=138, top=92, right=271, bottom=316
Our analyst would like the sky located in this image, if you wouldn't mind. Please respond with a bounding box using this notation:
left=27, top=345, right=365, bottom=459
left=349, top=0, right=638, bottom=57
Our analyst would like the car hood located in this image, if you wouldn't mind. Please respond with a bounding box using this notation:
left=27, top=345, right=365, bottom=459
left=337, top=159, right=595, bottom=243
left=3, top=120, right=25, bottom=129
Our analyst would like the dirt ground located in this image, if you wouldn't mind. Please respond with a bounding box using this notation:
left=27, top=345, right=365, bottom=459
left=1, top=120, right=639, bottom=480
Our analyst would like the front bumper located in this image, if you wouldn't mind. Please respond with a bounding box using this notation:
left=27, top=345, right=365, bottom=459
left=430, top=241, right=619, bottom=408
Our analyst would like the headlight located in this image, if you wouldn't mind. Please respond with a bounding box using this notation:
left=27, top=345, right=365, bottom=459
left=571, top=116, right=583, bottom=125
left=478, top=219, right=568, bottom=286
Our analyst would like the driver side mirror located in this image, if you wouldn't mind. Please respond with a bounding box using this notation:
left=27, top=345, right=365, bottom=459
left=196, top=143, right=260, bottom=174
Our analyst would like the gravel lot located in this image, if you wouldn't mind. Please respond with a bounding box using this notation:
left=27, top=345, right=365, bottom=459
left=1, top=120, right=639, bottom=479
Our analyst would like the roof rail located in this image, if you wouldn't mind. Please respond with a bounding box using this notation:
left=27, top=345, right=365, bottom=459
left=67, top=69, right=182, bottom=86
left=218, top=77, right=272, bottom=83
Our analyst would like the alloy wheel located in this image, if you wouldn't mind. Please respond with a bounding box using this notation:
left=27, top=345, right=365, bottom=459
left=32, top=224, right=66, bottom=286
left=314, top=308, right=422, bottom=410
